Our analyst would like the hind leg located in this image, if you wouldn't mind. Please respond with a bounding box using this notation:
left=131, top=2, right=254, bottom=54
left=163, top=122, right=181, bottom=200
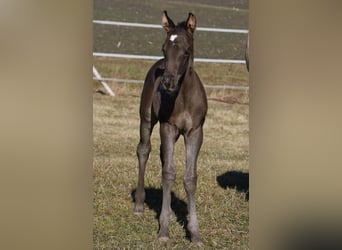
left=134, top=117, right=156, bottom=214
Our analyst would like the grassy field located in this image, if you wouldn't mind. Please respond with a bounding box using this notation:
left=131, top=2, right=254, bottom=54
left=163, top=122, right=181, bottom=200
left=93, top=91, right=249, bottom=249
left=94, top=0, right=249, bottom=249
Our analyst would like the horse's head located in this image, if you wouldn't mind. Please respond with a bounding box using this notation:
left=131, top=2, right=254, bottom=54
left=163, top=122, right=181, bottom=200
left=160, top=11, right=196, bottom=94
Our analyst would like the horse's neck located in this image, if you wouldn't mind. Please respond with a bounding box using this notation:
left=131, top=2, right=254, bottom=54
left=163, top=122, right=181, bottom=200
left=181, top=62, right=195, bottom=88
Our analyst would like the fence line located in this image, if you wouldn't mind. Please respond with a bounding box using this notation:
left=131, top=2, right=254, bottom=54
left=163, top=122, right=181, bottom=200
left=93, top=20, right=249, bottom=34
left=93, top=19, right=248, bottom=95
left=93, top=52, right=246, bottom=64
left=93, top=66, right=115, bottom=96
left=94, top=77, right=144, bottom=84
left=93, top=76, right=249, bottom=91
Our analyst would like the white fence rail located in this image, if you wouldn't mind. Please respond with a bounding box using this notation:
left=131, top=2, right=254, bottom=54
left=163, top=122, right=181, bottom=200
left=93, top=52, right=246, bottom=64
left=93, top=66, right=115, bottom=96
left=93, top=20, right=249, bottom=34
left=93, top=20, right=249, bottom=95
left=92, top=76, right=249, bottom=91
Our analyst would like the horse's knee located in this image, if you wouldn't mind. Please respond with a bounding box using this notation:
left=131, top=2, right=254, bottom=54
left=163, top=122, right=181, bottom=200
left=184, top=174, right=197, bottom=183
left=183, top=175, right=197, bottom=192
left=162, top=168, right=176, bottom=182
left=137, top=141, right=151, bottom=158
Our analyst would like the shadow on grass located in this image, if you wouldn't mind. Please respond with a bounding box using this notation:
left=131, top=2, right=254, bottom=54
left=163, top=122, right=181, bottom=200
left=216, top=171, right=249, bottom=200
left=131, top=187, right=191, bottom=240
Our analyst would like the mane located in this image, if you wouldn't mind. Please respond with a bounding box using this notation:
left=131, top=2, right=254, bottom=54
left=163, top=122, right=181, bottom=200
left=176, top=21, right=187, bottom=29
left=170, top=21, right=194, bottom=60
left=174, top=21, right=193, bottom=41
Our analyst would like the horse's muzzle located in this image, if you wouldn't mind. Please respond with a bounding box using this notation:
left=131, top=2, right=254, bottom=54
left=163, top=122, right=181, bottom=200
left=161, top=74, right=178, bottom=93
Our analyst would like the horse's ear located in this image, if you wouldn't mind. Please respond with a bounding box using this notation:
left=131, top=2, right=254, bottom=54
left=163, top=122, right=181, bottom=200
left=162, top=10, right=175, bottom=33
left=186, top=13, right=196, bottom=33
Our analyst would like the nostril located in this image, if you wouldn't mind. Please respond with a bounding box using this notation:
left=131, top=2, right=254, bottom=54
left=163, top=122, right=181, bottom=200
left=161, top=78, right=169, bottom=88
left=161, top=75, right=172, bottom=88
left=161, top=73, right=178, bottom=93
left=164, top=82, right=170, bottom=89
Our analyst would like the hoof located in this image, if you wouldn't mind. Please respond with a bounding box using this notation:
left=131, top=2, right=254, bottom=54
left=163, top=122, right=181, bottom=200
left=133, top=203, right=144, bottom=215
left=193, top=240, right=204, bottom=247
left=191, top=235, right=203, bottom=245
left=158, top=236, right=170, bottom=243
left=133, top=211, right=143, bottom=216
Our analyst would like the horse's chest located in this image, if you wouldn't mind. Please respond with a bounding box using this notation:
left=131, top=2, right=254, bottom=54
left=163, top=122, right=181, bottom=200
left=157, top=103, right=191, bottom=127
left=153, top=92, right=203, bottom=131
left=170, top=111, right=193, bottom=131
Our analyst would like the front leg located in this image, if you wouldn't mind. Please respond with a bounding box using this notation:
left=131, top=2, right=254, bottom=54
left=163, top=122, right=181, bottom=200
left=134, top=117, right=155, bottom=214
left=184, top=126, right=203, bottom=244
left=158, top=123, right=179, bottom=241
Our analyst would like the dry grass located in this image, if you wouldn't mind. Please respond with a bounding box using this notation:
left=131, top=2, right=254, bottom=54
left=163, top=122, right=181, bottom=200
left=93, top=57, right=249, bottom=105
left=93, top=58, right=248, bottom=86
left=93, top=83, right=249, bottom=249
